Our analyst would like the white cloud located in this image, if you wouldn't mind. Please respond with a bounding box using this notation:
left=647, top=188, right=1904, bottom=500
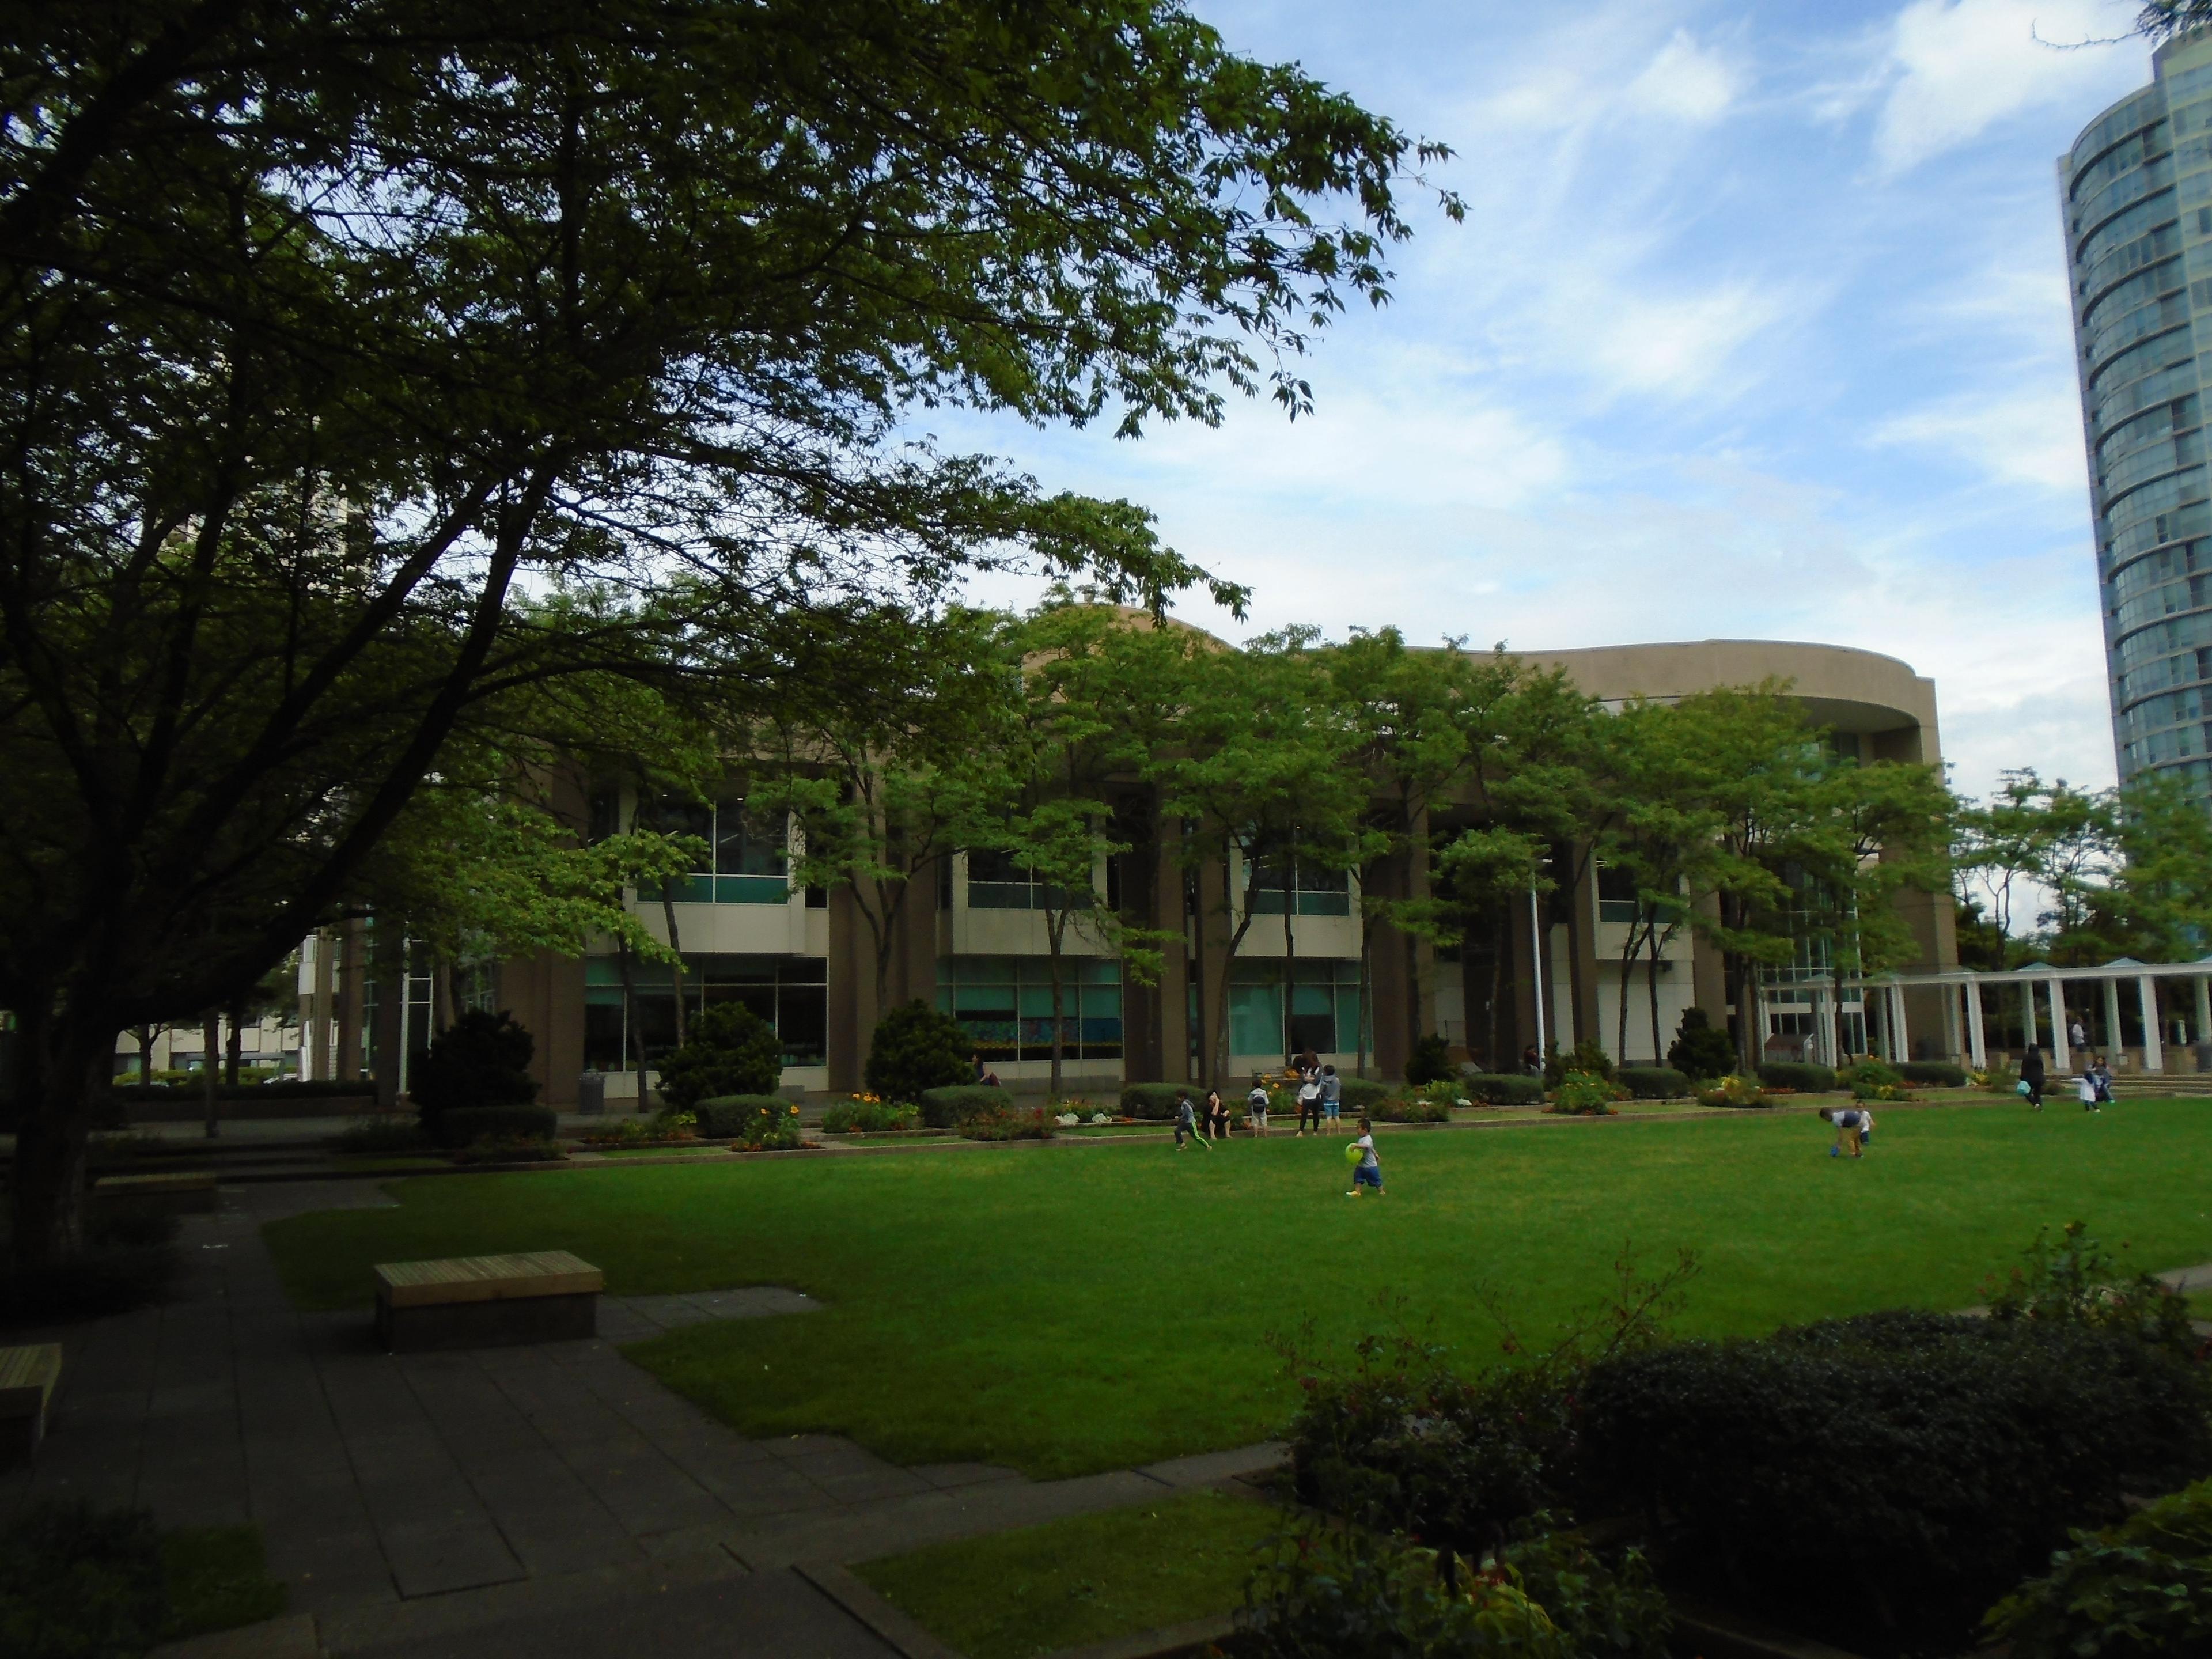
left=1864, top=0, right=2148, bottom=173
left=1624, top=29, right=1740, bottom=124
left=1869, top=385, right=2088, bottom=490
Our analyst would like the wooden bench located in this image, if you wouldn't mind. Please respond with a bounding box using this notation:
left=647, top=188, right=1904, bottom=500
left=91, top=1170, right=218, bottom=1216
left=0, top=1344, right=62, bottom=1466
left=373, top=1251, right=603, bottom=1352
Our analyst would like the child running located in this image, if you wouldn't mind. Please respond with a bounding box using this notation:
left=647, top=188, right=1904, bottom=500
left=1173, top=1090, right=1195, bottom=1150
left=1345, top=1117, right=1384, bottom=1198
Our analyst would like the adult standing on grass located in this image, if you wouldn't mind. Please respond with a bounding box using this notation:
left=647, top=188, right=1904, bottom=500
left=2021, top=1046, right=2046, bottom=1111
left=1296, top=1070, right=1322, bottom=1136
left=1247, top=1077, right=1271, bottom=1137
left=1346, top=1118, right=1384, bottom=1198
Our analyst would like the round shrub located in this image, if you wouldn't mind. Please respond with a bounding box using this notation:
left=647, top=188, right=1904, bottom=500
left=1578, top=1311, right=2212, bottom=1656
left=693, top=1094, right=796, bottom=1139
left=1755, top=1059, right=1836, bottom=1094
left=430, top=1104, right=557, bottom=1149
left=1900, top=1060, right=1968, bottom=1088
left=1614, top=1066, right=1691, bottom=1100
left=864, top=1001, right=973, bottom=1103
left=410, top=1009, right=539, bottom=1134
left=1665, top=1007, right=1738, bottom=1081
left=1119, top=1082, right=1191, bottom=1120
left=917, top=1084, right=1009, bottom=1130
left=654, top=1002, right=782, bottom=1110
left=1460, top=1072, right=1545, bottom=1106
left=1404, top=1034, right=1453, bottom=1087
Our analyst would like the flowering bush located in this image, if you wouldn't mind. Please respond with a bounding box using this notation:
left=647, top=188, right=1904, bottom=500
left=957, top=1104, right=1056, bottom=1141
left=820, top=1096, right=919, bottom=1134
left=1545, top=1071, right=1626, bottom=1115
left=1695, top=1074, right=1768, bottom=1109
left=728, top=1100, right=804, bottom=1150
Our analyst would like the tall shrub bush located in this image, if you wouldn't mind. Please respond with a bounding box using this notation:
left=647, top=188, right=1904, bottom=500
left=655, top=1002, right=782, bottom=1110
left=410, top=1009, right=539, bottom=1137
left=863, top=1002, right=972, bottom=1103
left=1665, top=1008, right=1737, bottom=1081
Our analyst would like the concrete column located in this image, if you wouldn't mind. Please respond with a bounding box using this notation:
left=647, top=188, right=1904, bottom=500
left=2103, top=978, right=2125, bottom=1060
left=1941, top=979, right=1962, bottom=1064
left=2024, top=979, right=2039, bottom=1058
left=2141, top=975, right=2165, bottom=1072
left=1887, top=982, right=1908, bottom=1063
left=2196, top=976, right=2212, bottom=1050
left=1964, top=979, right=1987, bottom=1070
left=2051, top=980, right=2071, bottom=1073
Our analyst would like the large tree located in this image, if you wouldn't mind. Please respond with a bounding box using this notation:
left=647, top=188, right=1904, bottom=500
left=0, top=1, right=1453, bottom=1261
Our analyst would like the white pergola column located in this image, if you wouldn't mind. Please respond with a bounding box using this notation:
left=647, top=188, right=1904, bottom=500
left=1888, top=982, right=1908, bottom=1062
left=2104, top=978, right=2125, bottom=1060
left=1820, top=987, right=1841, bottom=1066
left=2141, top=975, right=2165, bottom=1072
left=2051, top=979, right=2071, bottom=1073
left=2196, top=978, right=2212, bottom=1052
left=1942, top=981, right=1963, bottom=1063
left=1965, top=979, right=1987, bottom=1069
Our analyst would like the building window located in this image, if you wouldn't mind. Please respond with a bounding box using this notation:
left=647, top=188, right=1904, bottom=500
left=964, top=848, right=1086, bottom=911
left=938, top=955, right=1121, bottom=1061
left=645, top=797, right=790, bottom=905
left=584, top=953, right=826, bottom=1070
left=1596, top=862, right=1640, bottom=925
left=1244, top=856, right=1351, bottom=916
left=1227, top=959, right=1362, bottom=1060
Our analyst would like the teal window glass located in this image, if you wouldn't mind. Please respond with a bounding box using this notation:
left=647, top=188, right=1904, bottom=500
left=937, top=955, right=1120, bottom=1060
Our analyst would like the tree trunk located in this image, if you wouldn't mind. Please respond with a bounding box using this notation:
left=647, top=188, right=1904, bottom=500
left=660, top=883, right=687, bottom=1047
left=203, top=1010, right=221, bottom=1139
left=1047, top=909, right=1067, bottom=1100
left=11, top=1005, right=113, bottom=1270
left=136, top=1024, right=154, bottom=1085
left=1616, top=907, right=1649, bottom=1060
left=1281, top=859, right=1297, bottom=1065
left=1355, top=916, right=1373, bottom=1081
left=1647, top=925, right=1671, bottom=1064
left=224, top=997, right=246, bottom=1085
left=1486, top=907, right=1506, bottom=1071
left=616, top=942, right=648, bottom=1113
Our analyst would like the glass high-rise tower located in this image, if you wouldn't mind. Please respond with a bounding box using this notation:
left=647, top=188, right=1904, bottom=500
left=2063, top=27, right=2212, bottom=806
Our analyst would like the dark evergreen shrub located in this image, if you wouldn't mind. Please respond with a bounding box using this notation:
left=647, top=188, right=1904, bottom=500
left=1459, top=1073, right=1545, bottom=1105
left=1403, top=1035, right=1453, bottom=1086
left=819, top=1099, right=919, bottom=1133
left=1665, top=1007, right=1738, bottom=1080
left=1899, top=1060, right=1968, bottom=1087
left=1335, top=1077, right=1395, bottom=1110
left=863, top=1001, right=972, bottom=1103
left=410, top=1009, right=539, bottom=1135
left=1755, top=1060, right=1836, bottom=1093
left=693, top=1094, right=797, bottom=1139
left=918, top=1084, right=1009, bottom=1129
left=654, top=1002, right=783, bottom=1110
left=430, top=1104, right=556, bottom=1149
left=1614, top=1066, right=1691, bottom=1099
left=1119, top=1082, right=1190, bottom=1120
left=1578, top=1311, right=2212, bottom=1656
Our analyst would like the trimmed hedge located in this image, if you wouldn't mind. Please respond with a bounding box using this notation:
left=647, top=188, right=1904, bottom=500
left=693, top=1094, right=796, bottom=1138
left=110, top=1078, right=370, bottom=1101
left=1119, top=1082, right=1191, bottom=1121
left=1369, top=1096, right=1450, bottom=1123
left=819, top=1098, right=919, bottom=1134
left=918, top=1084, right=1010, bottom=1130
left=1899, top=1060, right=1968, bottom=1087
left=957, top=1103, right=1056, bottom=1141
left=1335, top=1077, right=1395, bottom=1111
left=1459, top=1072, right=1544, bottom=1106
left=1580, top=1311, right=2212, bottom=1656
left=431, top=1104, right=556, bottom=1149
left=1755, top=1060, right=1837, bottom=1093
left=1614, top=1066, right=1691, bottom=1100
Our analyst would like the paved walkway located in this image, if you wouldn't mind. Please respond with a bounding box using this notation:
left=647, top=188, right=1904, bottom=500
left=0, top=1181, right=1279, bottom=1657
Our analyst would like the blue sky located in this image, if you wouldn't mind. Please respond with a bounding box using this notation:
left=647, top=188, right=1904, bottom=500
left=948, top=0, right=2164, bottom=804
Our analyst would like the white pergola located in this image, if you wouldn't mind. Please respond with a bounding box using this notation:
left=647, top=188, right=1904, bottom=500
left=1869, top=958, right=2212, bottom=1073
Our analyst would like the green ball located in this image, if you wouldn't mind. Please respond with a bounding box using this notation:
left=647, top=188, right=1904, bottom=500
left=1343, top=1142, right=1363, bottom=1165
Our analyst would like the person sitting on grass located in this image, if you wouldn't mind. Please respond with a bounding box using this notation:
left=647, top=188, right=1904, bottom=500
left=1246, top=1076, right=1270, bottom=1138
left=1346, top=1117, right=1384, bottom=1198
left=1817, top=1104, right=1866, bottom=1158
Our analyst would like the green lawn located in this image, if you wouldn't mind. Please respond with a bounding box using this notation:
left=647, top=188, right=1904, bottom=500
left=261, top=1101, right=2212, bottom=1479
left=855, top=1488, right=1272, bottom=1659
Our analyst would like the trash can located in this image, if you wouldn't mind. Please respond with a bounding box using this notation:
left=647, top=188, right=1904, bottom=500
left=577, top=1071, right=606, bottom=1116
